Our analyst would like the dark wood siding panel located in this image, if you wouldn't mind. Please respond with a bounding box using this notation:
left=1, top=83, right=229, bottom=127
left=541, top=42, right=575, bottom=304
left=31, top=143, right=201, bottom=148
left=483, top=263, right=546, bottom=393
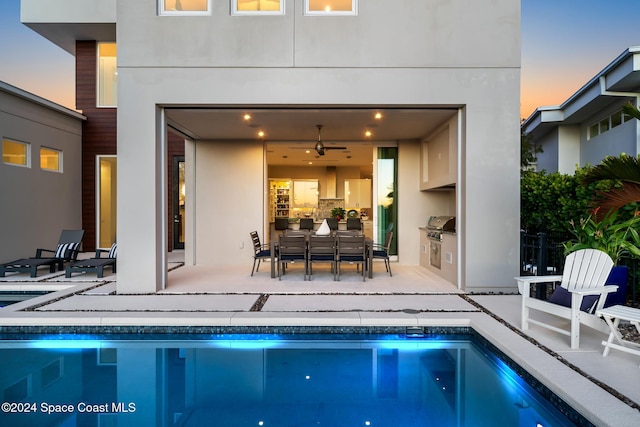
left=77, top=41, right=116, bottom=252
left=76, top=41, right=185, bottom=253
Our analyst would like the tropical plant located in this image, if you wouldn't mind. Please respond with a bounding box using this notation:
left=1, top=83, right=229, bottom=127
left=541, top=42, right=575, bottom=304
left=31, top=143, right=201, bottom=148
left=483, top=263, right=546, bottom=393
left=563, top=207, right=640, bottom=265
left=582, top=154, right=640, bottom=215
left=330, top=207, right=346, bottom=219
left=622, top=101, right=640, bottom=121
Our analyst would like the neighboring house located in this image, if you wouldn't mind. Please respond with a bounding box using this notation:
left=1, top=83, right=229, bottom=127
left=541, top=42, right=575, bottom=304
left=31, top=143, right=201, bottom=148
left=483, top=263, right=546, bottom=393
left=20, top=0, right=521, bottom=294
left=522, top=46, right=640, bottom=174
left=0, top=81, right=85, bottom=263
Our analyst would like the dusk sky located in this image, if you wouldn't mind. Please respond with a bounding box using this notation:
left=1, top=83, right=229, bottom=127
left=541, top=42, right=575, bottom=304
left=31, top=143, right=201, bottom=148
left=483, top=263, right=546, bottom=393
left=1, top=0, right=639, bottom=119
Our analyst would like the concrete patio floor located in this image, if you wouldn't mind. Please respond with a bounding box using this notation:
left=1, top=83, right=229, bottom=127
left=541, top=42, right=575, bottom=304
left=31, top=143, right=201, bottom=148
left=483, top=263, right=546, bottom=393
left=1, top=253, right=640, bottom=426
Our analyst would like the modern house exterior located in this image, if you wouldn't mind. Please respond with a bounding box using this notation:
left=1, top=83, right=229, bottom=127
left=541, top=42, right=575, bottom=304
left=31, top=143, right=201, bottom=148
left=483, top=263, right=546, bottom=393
left=522, top=46, right=640, bottom=174
left=0, top=81, right=85, bottom=262
left=19, top=0, right=521, bottom=294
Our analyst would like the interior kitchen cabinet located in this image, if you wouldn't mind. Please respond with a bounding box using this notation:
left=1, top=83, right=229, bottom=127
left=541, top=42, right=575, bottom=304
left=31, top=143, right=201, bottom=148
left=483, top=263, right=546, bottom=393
left=420, top=118, right=457, bottom=190
left=292, top=180, right=319, bottom=208
left=344, top=178, right=371, bottom=209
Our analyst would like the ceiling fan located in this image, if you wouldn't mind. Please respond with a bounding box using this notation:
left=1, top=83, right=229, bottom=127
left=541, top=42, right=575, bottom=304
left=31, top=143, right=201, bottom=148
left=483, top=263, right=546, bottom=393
left=314, top=125, right=346, bottom=156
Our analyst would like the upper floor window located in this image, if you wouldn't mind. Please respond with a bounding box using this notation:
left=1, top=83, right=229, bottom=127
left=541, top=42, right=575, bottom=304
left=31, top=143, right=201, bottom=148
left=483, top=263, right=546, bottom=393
left=588, top=109, right=634, bottom=140
left=40, top=147, right=62, bottom=172
left=159, top=0, right=210, bottom=15
left=305, top=0, right=357, bottom=15
left=2, top=139, right=30, bottom=168
left=232, top=0, right=284, bottom=15
left=98, top=43, right=117, bottom=107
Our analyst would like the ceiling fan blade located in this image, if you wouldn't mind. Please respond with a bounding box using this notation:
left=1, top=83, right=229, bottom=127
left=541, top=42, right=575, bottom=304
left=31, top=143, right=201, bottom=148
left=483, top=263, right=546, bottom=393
left=324, top=146, right=347, bottom=150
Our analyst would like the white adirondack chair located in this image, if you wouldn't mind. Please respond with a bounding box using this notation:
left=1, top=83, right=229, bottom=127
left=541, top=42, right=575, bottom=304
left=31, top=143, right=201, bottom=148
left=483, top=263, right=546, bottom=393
left=515, top=249, right=617, bottom=349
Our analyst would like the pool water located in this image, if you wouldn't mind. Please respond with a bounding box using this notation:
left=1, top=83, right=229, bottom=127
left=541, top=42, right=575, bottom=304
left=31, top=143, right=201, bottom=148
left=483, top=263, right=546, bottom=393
left=0, top=331, right=582, bottom=427
left=0, top=292, right=50, bottom=308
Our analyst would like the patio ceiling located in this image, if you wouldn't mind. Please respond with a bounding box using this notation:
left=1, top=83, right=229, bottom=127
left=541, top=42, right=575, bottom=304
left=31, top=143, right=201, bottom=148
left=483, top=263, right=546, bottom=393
left=165, top=107, right=458, bottom=168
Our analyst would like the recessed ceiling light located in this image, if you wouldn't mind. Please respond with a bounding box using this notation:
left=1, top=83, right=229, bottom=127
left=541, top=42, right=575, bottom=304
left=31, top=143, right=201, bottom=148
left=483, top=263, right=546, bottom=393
left=374, top=112, right=382, bottom=119
left=308, top=161, right=313, bottom=165
left=305, top=150, right=311, bottom=154
left=243, top=114, right=251, bottom=120
left=258, top=131, right=265, bottom=138
left=365, top=130, right=372, bottom=137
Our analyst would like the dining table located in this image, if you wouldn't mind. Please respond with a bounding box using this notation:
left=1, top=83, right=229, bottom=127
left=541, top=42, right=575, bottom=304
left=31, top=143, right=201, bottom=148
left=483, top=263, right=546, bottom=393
left=269, top=233, right=374, bottom=279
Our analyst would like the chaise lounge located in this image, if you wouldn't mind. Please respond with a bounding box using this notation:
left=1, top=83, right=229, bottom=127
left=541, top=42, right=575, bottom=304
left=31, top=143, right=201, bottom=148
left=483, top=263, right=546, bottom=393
left=66, top=243, right=117, bottom=278
left=0, top=229, right=85, bottom=278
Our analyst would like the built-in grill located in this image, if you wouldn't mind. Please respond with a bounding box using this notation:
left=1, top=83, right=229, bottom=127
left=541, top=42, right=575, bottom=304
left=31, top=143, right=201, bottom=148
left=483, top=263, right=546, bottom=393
left=426, top=216, right=455, bottom=270
left=426, top=216, right=455, bottom=241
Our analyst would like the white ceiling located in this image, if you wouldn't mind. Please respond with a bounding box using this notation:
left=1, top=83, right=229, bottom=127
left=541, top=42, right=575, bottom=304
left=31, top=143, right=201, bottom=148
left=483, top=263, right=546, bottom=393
left=165, top=108, right=458, bottom=168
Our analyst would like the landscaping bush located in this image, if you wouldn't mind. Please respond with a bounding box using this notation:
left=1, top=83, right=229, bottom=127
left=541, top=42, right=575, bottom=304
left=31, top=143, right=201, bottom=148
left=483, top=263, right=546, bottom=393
left=520, top=166, right=618, bottom=233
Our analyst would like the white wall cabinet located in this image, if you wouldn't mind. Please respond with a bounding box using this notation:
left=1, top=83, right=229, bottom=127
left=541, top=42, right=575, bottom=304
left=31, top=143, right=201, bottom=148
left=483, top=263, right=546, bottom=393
left=292, top=180, right=318, bottom=208
left=344, top=179, right=371, bottom=209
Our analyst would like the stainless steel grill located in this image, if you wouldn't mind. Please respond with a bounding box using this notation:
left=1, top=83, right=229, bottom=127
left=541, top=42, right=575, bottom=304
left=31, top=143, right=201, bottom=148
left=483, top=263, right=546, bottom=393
left=426, top=215, right=455, bottom=270
left=426, top=216, right=455, bottom=241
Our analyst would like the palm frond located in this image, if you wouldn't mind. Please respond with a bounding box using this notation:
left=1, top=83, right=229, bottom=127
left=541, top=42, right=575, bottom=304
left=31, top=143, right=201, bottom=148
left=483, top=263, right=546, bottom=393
left=622, top=101, right=640, bottom=121
left=583, top=154, right=640, bottom=184
left=593, top=182, right=640, bottom=215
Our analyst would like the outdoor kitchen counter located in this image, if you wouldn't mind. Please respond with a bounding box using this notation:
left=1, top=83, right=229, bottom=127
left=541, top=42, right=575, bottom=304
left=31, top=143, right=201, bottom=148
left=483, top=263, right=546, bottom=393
left=419, top=227, right=457, bottom=286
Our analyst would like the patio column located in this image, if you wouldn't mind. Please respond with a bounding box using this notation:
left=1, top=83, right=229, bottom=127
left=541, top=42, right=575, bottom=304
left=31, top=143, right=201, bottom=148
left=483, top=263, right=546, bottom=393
left=116, top=91, right=166, bottom=293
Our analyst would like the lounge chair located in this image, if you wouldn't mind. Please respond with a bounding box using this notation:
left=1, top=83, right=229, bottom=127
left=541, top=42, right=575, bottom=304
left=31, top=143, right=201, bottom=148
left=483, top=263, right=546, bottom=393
left=515, top=248, right=618, bottom=349
left=66, top=242, right=117, bottom=278
left=0, top=229, right=85, bottom=278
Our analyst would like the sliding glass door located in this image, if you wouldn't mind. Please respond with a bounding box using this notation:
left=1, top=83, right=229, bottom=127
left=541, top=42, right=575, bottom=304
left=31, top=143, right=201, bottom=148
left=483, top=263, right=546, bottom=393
left=376, top=147, right=397, bottom=255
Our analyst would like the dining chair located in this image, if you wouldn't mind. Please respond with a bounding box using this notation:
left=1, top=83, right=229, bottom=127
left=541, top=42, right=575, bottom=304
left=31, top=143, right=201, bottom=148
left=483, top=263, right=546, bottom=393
left=278, top=235, right=308, bottom=280
left=299, top=218, right=314, bottom=231
left=308, top=234, right=337, bottom=281
left=346, top=217, right=362, bottom=231
left=337, top=234, right=366, bottom=281
left=325, top=218, right=339, bottom=231
left=372, top=230, right=393, bottom=276
left=274, top=218, right=289, bottom=235
left=336, top=230, right=360, bottom=236
left=249, top=231, right=273, bottom=276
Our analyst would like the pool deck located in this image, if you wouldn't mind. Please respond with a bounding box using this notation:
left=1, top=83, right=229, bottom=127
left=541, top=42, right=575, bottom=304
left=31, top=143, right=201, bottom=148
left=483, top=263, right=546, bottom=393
left=1, top=253, right=640, bottom=426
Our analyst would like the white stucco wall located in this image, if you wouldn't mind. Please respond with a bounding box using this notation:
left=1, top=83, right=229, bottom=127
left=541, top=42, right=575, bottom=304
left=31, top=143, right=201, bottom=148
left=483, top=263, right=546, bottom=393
left=558, top=126, right=581, bottom=174
left=192, top=140, right=264, bottom=267
left=113, top=0, right=520, bottom=292
left=0, top=85, right=83, bottom=262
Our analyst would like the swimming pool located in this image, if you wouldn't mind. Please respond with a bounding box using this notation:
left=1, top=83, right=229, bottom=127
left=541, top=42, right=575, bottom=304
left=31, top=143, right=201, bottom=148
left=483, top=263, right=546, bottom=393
left=0, top=292, right=50, bottom=308
left=0, top=328, right=585, bottom=426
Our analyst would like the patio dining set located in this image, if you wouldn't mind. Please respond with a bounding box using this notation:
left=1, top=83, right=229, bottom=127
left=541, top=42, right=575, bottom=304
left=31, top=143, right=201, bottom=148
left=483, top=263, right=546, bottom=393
left=250, top=229, right=393, bottom=281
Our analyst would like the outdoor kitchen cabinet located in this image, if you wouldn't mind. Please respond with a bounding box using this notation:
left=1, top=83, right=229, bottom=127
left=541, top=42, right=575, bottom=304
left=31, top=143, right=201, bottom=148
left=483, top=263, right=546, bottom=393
left=440, top=233, right=457, bottom=285
left=420, top=120, right=457, bottom=191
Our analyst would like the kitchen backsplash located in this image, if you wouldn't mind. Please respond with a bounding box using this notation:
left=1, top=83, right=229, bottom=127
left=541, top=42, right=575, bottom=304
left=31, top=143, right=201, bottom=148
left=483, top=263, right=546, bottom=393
left=318, top=198, right=344, bottom=219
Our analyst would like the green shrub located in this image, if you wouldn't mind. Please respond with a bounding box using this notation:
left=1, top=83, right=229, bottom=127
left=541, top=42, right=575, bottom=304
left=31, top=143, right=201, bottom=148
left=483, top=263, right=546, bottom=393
left=520, top=166, right=617, bottom=234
